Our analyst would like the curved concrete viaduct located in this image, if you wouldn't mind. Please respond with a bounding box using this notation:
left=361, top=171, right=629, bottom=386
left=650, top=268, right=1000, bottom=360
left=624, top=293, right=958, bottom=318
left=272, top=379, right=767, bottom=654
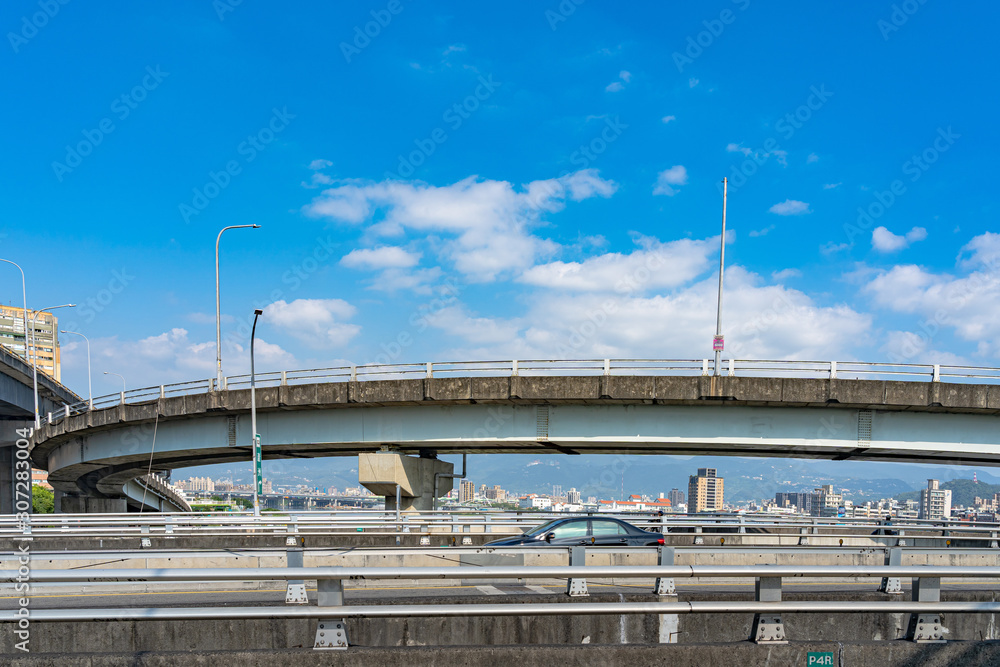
left=30, top=374, right=1000, bottom=511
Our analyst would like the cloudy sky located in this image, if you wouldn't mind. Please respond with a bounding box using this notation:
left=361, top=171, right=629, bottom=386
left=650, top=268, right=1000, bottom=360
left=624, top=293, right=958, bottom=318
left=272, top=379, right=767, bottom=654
left=2, top=1, right=997, bottom=397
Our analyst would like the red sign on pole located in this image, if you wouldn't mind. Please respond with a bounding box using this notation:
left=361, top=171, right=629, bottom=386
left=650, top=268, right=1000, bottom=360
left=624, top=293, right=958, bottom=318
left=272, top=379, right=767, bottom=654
left=712, top=335, right=725, bottom=352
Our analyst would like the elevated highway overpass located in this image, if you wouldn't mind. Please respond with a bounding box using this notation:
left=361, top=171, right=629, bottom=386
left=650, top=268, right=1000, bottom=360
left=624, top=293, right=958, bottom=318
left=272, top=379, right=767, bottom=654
left=0, top=344, right=188, bottom=513
left=28, top=359, right=1000, bottom=512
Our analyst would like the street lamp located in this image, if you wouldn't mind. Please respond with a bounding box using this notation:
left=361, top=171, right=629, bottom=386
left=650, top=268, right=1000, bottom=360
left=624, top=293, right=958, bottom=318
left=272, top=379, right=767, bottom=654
left=103, top=371, right=126, bottom=405
left=713, top=177, right=728, bottom=377
left=215, top=224, right=261, bottom=389
left=60, top=330, right=92, bottom=410
left=31, top=304, right=75, bottom=428
left=250, top=308, right=263, bottom=516
left=0, top=259, right=29, bottom=376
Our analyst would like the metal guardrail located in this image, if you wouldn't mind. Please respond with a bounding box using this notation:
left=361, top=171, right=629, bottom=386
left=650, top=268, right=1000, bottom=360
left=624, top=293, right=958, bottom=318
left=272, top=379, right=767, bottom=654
left=0, top=562, right=992, bottom=646
left=5, top=511, right=999, bottom=543
left=37, top=357, right=1000, bottom=426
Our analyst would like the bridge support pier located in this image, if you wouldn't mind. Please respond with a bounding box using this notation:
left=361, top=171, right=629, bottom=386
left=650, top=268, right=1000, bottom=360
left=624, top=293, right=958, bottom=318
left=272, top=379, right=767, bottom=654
left=358, top=452, right=453, bottom=512
left=56, top=494, right=127, bottom=513
left=0, top=419, right=32, bottom=514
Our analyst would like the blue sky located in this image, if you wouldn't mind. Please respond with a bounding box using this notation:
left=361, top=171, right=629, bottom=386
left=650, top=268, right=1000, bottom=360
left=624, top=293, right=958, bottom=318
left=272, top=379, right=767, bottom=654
left=2, top=1, right=998, bottom=397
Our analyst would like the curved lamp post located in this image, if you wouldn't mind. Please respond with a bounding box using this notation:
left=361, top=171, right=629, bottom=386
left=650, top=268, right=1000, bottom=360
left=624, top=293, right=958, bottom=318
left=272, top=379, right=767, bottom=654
left=103, top=371, right=125, bottom=405
left=60, top=330, right=92, bottom=410
left=215, top=224, right=260, bottom=389
left=0, top=259, right=29, bottom=373
left=31, top=304, right=75, bottom=427
left=250, top=308, right=263, bottom=516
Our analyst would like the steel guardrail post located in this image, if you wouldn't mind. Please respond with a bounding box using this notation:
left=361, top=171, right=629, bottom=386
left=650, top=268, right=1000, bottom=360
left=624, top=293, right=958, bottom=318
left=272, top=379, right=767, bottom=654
left=751, top=576, right=786, bottom=644
left=907, top=576, right=947, bottom=642
left=879, top=547, right=903, bottom=594
left=654, top=546, right=676, bottom=595
left=566, top=546, right=588, bottom=596
left=285, top=546, right=308, bottom=604
left=314, top=578, right=348, bottom=649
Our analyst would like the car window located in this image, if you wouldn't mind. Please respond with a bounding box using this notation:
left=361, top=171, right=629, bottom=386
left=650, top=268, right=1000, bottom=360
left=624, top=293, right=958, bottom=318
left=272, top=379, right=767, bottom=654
left=550, top=521, right=588, bottom=538
left=591, top=520, right=628, bottom=536
left=524, top=520, right=562, bottom=536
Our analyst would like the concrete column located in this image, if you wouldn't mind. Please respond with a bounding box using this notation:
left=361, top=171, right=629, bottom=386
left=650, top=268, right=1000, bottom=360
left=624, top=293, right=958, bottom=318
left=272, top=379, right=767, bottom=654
left=58, top=495, right=127, bottom=513
left=0, top=419, right=33, bottom=514
left=358, top=452, right=454, bottom=512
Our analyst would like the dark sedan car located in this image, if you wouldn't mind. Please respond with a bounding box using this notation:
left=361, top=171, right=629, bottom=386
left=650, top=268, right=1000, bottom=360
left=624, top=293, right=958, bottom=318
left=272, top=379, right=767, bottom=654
left=484, top=516, right=666, bottom=547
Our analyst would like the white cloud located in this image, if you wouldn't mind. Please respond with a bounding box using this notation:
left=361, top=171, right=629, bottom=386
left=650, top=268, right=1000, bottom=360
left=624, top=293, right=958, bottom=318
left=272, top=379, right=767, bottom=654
left=749, top=225, right=775, bottom=238
left=309, top=159, right=333, bottom=170
left=688, top=77, right=699, bottom=88
left=438, top=267, right=871, bottom=362
left=728, top=143, right=787, bottom=167
left=262, top=299, right=360, bottom=348
left=605, top=70, right=631, bottom=92
left=862, top=245, right=1000, bottom=357
left=340, top=246, right=421, bottom=270
left=59, top=328, right=298, bottom=393
left=871, top=226, right=927, bottom=253
left=442, top=44, right=466, bottom=55
left=807, top=153, right=819, bottom=163
left=519, top=235, right=717, bottom=293
left=653, top=165, right=688, bottom=196
left=726, top=143, right=752, bottom=156
left=957, top=231, right=1000, bottom=269
left=769, top=200, right=811, bottom=216
left=661, top=115, right=676, bottom=124
left=823, top=182, right=842, bottom=190
left=820, top=242, right=851, bottom=255
left=304, top=170, right=618, bottom=282
left=772, top=268, right=801, bottom=280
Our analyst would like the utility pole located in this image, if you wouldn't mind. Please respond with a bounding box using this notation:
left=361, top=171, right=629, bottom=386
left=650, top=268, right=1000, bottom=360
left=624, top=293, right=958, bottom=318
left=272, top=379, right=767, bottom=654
left=713, top=177, right=728, bottom=378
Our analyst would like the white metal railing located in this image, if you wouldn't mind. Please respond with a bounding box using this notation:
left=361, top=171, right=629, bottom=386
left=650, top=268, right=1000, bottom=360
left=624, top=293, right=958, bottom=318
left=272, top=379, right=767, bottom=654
left=4, top=511, right=999, bottom=542
left=37, top=358, right=1000, bottom=427
left=0, top=562, right=991, bottom=645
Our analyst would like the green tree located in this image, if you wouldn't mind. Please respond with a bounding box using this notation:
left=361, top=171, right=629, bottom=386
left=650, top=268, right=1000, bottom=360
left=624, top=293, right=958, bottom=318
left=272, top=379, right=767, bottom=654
left=32, top=485, right=54, bottom=514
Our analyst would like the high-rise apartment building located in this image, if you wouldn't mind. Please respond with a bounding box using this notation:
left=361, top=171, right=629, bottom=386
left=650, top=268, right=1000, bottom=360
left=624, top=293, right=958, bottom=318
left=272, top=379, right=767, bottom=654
left=688, top=468, right=724, bottom=513
left=459, top=479, right=476, bottom=503
left=668, top=488, right=685, bottom=508
left=920, top=479, right=952, bottom=520
left=0, top=306, right=61, bottom=382
left=567, top=488, right=581, bottom=504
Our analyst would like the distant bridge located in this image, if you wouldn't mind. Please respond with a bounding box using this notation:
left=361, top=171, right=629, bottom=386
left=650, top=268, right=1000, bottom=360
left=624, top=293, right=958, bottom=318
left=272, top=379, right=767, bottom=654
left=28, top=359, right=1000, bottom=512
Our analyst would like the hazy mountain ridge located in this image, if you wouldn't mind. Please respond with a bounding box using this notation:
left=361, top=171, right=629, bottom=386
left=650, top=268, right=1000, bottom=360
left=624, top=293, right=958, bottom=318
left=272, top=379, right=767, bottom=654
left=179, top=454, right=995, bottom=503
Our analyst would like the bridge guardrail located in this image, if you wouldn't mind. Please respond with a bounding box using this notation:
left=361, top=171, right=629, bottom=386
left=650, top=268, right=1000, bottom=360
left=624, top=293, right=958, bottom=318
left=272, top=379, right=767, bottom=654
left=1, top=561, right=994, bottom=646
left=38, top=357, right=1000, bottom=427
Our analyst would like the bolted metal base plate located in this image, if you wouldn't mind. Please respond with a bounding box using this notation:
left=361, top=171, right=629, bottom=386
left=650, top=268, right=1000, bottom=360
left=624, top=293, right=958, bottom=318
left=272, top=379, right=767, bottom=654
left=654, top=577, right=676, bottom=596
left=751, top=614, right=787, bottom=644
left=907, top=613, right=948, bottom=643
left=879, top=577, right=902, bottom=594
left=567, top=578, right=588, bottom=597
left=314, top=618, right=349, bottom=649
left=285, top=583, right=309, bottom=605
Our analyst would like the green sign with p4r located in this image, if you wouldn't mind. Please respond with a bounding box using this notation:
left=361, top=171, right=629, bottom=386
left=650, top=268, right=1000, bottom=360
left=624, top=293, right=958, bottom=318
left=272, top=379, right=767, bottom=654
left=807, top=652, right=834, bottom=666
